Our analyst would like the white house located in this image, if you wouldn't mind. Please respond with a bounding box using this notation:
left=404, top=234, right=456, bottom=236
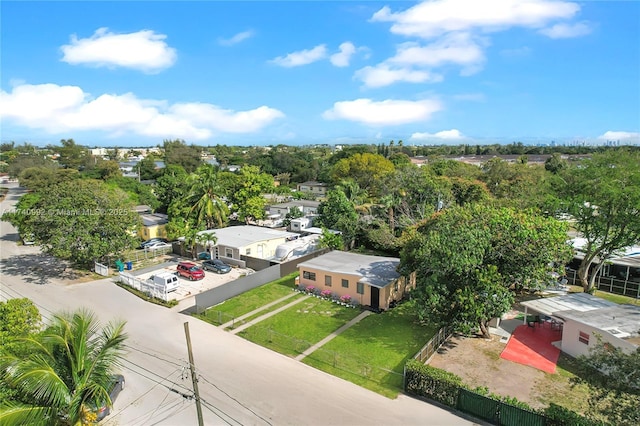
left=197, top=225, right=298, bottom=262
left=521, top=293, right=640, bottom=358
left=268, top=200, right=320, bottom=217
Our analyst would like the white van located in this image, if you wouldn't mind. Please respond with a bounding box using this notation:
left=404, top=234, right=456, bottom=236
left=148, top=272, right=179, bottom=292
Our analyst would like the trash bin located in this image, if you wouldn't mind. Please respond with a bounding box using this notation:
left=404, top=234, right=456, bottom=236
left=126, top=261, right=133, bottom=270
left=115, top=260, right=124, bottom=272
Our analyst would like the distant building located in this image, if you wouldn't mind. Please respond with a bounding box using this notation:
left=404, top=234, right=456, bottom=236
left=296, top=181, right=329, bottom=197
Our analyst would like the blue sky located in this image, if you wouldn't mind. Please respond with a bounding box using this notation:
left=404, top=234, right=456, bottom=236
left=1, top=0, right=639, bottom=147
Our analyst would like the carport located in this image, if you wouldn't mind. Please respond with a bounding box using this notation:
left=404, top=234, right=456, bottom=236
left=520, top=292, right=616, bottom=325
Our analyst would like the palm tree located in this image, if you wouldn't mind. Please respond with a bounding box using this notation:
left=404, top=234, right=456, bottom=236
left=196, top=231, right=218, bottom=260
left=0, top=309, right=127, bottom=425
left=188, top=164, right=229, bottom=230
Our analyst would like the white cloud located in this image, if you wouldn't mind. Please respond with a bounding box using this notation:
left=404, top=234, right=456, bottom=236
left=322, top=98, right=442, bottom=126
left=60, top=27, right=177, bottom=73
left=389, top=33, right=486, bottom=75
left=538, top=21, right=592, bottom=38
left=410, top=129, right=465, bottom=141
left=355, top=64, right=443, bottom=88
left=269, top=44, right=327, bottom=67
left=218, top=30, right=255, bottom=46
left=0, top=83, right=284, bottom=140
left=598, top=131, right=640, bottom=142
left=330, top=42, right=357, bottom=67
left=371, top=0, right=581, bottom=38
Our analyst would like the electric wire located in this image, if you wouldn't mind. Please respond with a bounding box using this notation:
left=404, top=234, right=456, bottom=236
left=123, top=343, right=186, bottom=368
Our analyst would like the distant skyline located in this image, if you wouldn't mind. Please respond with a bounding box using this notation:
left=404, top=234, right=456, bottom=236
left=1, top=1, right=639, bottom=147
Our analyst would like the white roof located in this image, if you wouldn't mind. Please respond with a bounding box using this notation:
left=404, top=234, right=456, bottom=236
left=198, top=225, right=297, bottom=248
left=521, top=292, right=616, bottom=317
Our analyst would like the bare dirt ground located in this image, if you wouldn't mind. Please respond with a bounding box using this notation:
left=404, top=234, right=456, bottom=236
left=428, top=314, right=590, bottom=412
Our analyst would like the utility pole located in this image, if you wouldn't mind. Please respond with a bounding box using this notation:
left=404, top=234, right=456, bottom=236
left=184, top=322, right=204, bottom=426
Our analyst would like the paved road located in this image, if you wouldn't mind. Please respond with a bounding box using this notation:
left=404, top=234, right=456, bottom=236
left=0, top=184, right=475, bottom=426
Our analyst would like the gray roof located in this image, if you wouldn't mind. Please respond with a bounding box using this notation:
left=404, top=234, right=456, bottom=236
left=140, top=213, right=168, bottom=227
left=521, top=293, right=616, bottom=317
left=270, top=200, right=320, bottom=209
left=297, top=251, right=400, bottom=288
left=558, top=304, right=640, bottom=343
left=198, top=225, right=297, bottom=248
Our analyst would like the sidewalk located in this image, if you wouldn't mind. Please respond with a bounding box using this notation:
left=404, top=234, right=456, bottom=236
left=224, top=293, right=304, bottom=334
left=295, top=310, right=371, bottom=361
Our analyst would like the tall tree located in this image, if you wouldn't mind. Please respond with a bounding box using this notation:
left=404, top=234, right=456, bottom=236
left=188, top=164, right=229, bottom=229
left=55, top=139, right=87, bottom=170
left=330, top=153, right=395, bottom=197
left=2, top=180, right=140, bottom=266
left=400, top=205, right=571, bottom=337
left=230, top=165, right=273, bottom=224
left=317, top=188, right=358, bottom=249
left=163, top=139, right=203, bottom=173
left=558, top=149, right=640, bottom=293
left=196, top=231, right=218, bottom=260
left=0, top=309, right=127, bottom=425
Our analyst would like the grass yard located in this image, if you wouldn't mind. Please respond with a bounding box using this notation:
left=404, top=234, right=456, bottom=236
left=303, top=301, right=435, bottom=398
left=224, top=294, right=305, bottom=330
left=238, top=296, right=362, bottom=357
left=196, top=272, right=298, bottom=325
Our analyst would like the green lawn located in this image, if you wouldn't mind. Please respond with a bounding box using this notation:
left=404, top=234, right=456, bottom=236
left=224, top=294, right=305, bottom=330
left=238, top=296, right=362, bottom=357
left=196, top=272, right=298, bottom=325
left=303, top=301, right=435, bottom=398
left=568, top=285, right=639, bottom=305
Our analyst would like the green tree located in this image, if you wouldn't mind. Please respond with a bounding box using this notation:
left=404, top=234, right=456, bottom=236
left=558, top=149, right=640, bottom=293
left=54, top=139, right=87, bottom=170
left=317, top=188, right=358, bottom=249
left=135, top=156, right=161, bottom=181
left=163, top=139, right=202, bottom=173
left=317, top=227, right=344, bottom=250
left=0, top=298, right=41, bottom=357
left=400, top=205, right=571, bottom=337
left=230, top=165, right=273, bottom=223
left=282, top=206, right=304, bottom=229
left=196, top=231, right=218, bottom=260
left=188, top=164, right=229, bottom=229
left=0, top=309, right=127, bottom=425
left=155, top=165, right=190, bottom=214
left=544, top=152, right=567, bottom=174
left=573, top=338, right=640, bottom=425
left=18, top=167, right=80, bottom=191
left=3, top=180, right=140, bottom=266
left=330, top=153, right=395, bottom=197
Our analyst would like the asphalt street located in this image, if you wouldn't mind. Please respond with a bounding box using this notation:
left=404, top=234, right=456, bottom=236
left=0, top=184, right=475, bottom=426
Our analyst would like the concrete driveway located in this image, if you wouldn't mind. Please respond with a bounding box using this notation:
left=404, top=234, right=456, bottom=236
left=1, top=184, right=474, bottom=425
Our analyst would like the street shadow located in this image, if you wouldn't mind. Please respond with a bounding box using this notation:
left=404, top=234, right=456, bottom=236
left=0, top=253, right=81, bottom=285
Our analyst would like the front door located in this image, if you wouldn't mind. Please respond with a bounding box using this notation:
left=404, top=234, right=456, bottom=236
left=370, top=287, right=380, bottom=310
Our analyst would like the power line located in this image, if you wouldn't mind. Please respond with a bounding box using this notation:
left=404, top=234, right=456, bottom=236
left=198, top=374, right=273, bottom=426
left=123, top=343, right=186, bottom=368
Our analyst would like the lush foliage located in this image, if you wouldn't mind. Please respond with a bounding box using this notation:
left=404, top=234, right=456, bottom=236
left=0, top=309, right=127, bottom=426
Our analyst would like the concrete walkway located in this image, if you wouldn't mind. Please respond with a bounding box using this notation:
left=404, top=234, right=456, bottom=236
left=219, top=291, right=299, bottom=329
left=295, top=310, right=372, bottom=361
left=228, top=294, right=307, bottom=335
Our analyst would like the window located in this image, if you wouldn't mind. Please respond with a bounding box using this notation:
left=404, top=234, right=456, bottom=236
left=357, top=282, right=364, bottom=294
left=246, top=248, right=251, bottom=255
left=225, top=248, right=233, bottom=258
left=303, top=271, right=316, bottom=281
left=578, top=331, right=590, bottom=345
left=394, top=282, right=399, bottom=291
left=325, top=275, right=332, bottom=286
left=342, top=279, right=349, bottom=288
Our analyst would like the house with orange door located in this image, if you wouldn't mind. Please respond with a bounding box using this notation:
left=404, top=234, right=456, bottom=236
left=296, top=251, right=415, bottom=311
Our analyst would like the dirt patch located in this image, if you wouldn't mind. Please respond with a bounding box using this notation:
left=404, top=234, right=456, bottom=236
left=428, top=328, right=590, bottom=412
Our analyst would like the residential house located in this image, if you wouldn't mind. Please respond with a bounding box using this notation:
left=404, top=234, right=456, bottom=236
left=197, top=225, right=298, bottom=262
left=296, top=251, right=415, bottom=311
left=296, top=181, right=328, bottom=197
left=521, top=293, right=640, bottom=358
left=138, top=212, right=169, bottom=241
left=268, top=200, right=320, bottom=217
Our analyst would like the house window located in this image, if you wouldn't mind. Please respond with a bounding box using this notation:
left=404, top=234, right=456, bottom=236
left=357, top=282, right=364, bottom=294
left=325, top=276, right=332, bottom=286
left=303, top=271, right=316, bottom=281
left=225, top=248, right=233, bottom=258
left=342, top=279, right=349, bottom=288
left=578, top=331, right=590, bottom=345
left=246, top=248, right=251, bottom=255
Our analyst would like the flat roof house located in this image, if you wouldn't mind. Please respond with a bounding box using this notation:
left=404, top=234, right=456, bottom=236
left=521, top=293, right=640, bottom=358
left=268, top=200, right=320, bottom=217
left=198, top=225, right=298, bottom=262
left=296, top=181, right=329, bottom=197
left=296, top=251, right=415, bottom=311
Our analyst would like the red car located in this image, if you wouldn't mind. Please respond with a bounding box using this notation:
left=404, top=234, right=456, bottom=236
left=177, top=262, right=205, bottom=280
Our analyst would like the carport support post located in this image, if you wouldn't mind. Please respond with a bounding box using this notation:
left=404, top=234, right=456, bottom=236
left=184, top=322, right=204, bottom=426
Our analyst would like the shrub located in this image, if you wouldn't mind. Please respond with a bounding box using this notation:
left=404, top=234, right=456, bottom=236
left=320, top=289, right=332, bottom=298
left=340, top=294, right=351, bottom=303
left=306, top=285, right=315, bottom=293
left=404, top=359, right=463, bottom=407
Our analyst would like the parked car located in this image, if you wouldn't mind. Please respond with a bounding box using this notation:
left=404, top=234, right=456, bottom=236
left=202, top=259, right=231, bottom=274
left=144, top=241, right=172, bottom=250
left=197, top=251, right=212, bottom=260
left=139, top=238, right=168, bottom=249
left=96, top=374, right=125, bottom=421
left=177, top=261, right=205, bottom=280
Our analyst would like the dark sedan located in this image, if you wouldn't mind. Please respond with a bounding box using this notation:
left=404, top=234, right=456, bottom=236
left=202, top=259, right=231, bottom=274
left=96, top=374, right=125, bottom=421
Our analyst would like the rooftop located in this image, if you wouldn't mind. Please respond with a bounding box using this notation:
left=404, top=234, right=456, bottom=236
left=559, top=304, right=640, bottom=344
left=198, top=225, right=297, bottom=248
left=297, top=250, right=400, bottom=288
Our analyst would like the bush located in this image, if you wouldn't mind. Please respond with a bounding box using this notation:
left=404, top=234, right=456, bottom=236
left=544, top=403, right=605, bottom=426
left=404, top=359, right=463, bottom=407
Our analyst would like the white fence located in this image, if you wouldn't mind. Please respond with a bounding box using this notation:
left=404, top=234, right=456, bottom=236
left=94, top=262, right=109, bottom=276
left=118, top=272, right=170, bottom=302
